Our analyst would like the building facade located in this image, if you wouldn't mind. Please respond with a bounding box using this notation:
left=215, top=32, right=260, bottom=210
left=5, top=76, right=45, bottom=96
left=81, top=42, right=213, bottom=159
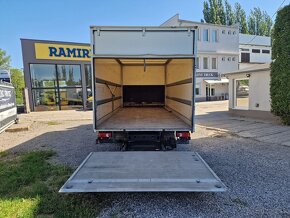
left=239, top=34, right=271, bottom=69
left=21, top=39, right=92, bottom=111
left=161, top=14, right=239, bottom=101
left=224, top=63, right=278, bottom=122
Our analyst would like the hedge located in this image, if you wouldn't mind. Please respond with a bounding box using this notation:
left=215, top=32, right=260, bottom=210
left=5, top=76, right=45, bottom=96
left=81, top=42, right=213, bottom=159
left=270, top=4, right=290, bottom=125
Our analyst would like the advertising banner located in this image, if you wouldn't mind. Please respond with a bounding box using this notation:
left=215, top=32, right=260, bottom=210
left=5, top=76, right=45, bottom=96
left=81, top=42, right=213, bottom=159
left=0, top=83, right=17, bottom=133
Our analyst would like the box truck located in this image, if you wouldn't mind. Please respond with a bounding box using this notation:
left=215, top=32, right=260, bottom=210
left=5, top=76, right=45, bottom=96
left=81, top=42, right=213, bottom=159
left=60, top=26, right=226, bottom=192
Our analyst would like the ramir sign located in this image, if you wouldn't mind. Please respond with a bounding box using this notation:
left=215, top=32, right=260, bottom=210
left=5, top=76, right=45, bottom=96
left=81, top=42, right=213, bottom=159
left=34, top=43, right=91, bottom=61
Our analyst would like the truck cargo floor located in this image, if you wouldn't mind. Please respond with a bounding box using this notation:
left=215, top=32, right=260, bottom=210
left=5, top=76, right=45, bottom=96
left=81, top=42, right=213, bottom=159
left=59, top=152, right=226, bottom=192
left=98, top=107, right=191, bottom=131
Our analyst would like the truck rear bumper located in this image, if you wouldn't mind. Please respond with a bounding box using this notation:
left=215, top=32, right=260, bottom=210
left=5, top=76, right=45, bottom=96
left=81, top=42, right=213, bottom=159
left=59, top=151, right=226, bottom=193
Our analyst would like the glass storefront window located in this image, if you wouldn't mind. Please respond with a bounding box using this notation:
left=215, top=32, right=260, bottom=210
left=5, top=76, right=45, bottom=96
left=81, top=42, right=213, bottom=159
left=235, top=79, right=249, bottom=108
left=30, top=64, right=57, bottom=88
left=59, top=88, right=83, bottom=110
left=85, top=64, right=92, bottom=88
left=32, top=89, right=58, bottom=111
left=57, top=65, right=81, bottom=87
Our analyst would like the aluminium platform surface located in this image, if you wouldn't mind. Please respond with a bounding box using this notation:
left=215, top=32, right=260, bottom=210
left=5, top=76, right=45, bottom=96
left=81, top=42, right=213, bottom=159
left=59, top=152, right=226, bottom=192
left=97, top=107, right=191, bottom=130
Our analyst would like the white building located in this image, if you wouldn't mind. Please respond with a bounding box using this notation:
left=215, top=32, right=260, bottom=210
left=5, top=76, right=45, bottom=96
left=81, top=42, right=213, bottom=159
left=161, top=14, right=239, bottom=101
left=239, top=34, right=271, bottom=69
left=224, top=63, right=279, bottom=123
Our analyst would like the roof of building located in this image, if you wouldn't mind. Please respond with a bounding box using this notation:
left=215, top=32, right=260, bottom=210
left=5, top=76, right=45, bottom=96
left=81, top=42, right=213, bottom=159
left=239, top=34, right=271, bottom=46
left=223, top=63, right=270, bottom=75
left=161, top=14, right=239, bottom=29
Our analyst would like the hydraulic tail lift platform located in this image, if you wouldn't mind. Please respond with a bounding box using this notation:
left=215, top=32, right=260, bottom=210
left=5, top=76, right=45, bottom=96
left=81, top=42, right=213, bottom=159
left=59, top=152, right=226, bottom=192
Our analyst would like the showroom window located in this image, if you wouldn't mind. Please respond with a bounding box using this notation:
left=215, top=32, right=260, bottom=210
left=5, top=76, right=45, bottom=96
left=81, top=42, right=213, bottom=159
left=57, top=65, right=82, bottom=87
left=235, top=79, right=249, bottom=109
left=30, top=64, right=83, bottom=111
left=30, top=64, right=57, bottom=88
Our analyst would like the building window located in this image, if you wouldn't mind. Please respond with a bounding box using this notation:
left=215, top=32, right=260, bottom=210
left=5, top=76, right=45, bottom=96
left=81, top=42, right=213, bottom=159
left=203, top=57, right=209, bottom=69
left=85, top=64, right=92, bottom=100
left=235, top=79, right=249, bottom=109
left=241, top=48, right=249, bottom=51
left=228, top=30, right=231, bottom=35
left=196, top=57, right=199, bottom=69
left=233, top=31, right=236, bottom=35
left=212, top=30, right=218, bottom=42
left=222, top=57, right=225, bottom=61
left=212, top=58, right=217, bottom=69
left=211, top=88, right=215, bottom=96
left=252, top=49, right=260, bottom=53
left=203, top=29, right=209, bottom=42
left=30, top=64, right=57, bottom=88
left=197, top=28, right=201, bottom=41
left=232, top=57, right=236, bottom=61
left=222, top=30, right=226, bottom=34
left=30, top=64, right=83, bottom=111
left=262, top=49, right=270, bottom=54
left=57, top=65, right=82, bottom=87
left=195, top=84, right=201, bottom=95
left=227, top=57, right=231, bottom=61
left=241, top=53, right=250, bottom=63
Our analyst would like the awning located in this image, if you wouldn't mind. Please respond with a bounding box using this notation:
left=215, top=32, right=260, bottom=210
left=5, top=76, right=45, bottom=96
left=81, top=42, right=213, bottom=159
left=204, top=78, right=229, bottom=84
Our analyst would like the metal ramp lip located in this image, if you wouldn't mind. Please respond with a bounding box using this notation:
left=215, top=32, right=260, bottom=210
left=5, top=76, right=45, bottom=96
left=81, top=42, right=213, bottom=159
left=59, top=151, right=227, bottom=193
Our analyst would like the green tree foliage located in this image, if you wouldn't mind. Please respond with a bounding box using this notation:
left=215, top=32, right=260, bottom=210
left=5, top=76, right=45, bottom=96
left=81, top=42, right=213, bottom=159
left=225, top=0, right=235, bottom=25
left=10, top=68, right=25, bottom=105
left=0, top=48, right=11, bottom=69
left=217, top=0, right=226, bottom=25
left=235, top=3, right=248, bottom=33
left=248, top=7, right=273, bottom=36
left=270, top=5, right=290, bottom=125
left=202, top=1, right=272, bottom=36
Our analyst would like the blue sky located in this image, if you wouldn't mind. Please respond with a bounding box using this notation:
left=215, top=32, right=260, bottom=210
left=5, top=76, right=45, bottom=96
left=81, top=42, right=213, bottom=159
left=0, top=0, right=289, bottom=68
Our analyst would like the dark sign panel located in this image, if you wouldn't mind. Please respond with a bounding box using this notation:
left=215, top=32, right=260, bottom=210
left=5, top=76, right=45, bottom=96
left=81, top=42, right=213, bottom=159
left=196, top=72, right=219, bottom=78
left=0, top=83, right=17, bottom=132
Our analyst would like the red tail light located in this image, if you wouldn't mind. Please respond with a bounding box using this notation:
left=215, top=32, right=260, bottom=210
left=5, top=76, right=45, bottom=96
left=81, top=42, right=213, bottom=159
left=98, top=132, right=112, bottom=138
left=176, top=132, right=190, bottom=138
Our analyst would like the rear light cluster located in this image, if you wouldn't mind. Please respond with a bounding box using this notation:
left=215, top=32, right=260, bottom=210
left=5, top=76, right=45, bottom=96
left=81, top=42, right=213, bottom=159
left=98, top=132, right=112, bottom=139
left=176, top=132, right=191, bottom=139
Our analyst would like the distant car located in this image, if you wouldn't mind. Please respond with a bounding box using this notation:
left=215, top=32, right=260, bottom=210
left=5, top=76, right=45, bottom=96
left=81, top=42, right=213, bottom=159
left=0, top=69, right=11, bottom=83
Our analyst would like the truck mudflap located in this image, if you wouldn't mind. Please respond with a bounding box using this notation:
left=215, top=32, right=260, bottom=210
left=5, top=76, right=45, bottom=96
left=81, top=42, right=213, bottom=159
left=59, top=152, right=226, bottom=193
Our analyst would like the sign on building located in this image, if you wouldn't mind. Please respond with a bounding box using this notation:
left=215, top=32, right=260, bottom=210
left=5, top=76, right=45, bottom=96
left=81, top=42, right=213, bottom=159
left=196, top=72, right=219, bottom=78
left=34, top=43, right=91, bottom=61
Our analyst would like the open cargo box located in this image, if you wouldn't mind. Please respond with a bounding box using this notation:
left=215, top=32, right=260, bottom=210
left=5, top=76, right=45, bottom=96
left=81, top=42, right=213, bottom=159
left=94, top=58, right=194, bottom=131
left=91, top=26, right=197, bottom=133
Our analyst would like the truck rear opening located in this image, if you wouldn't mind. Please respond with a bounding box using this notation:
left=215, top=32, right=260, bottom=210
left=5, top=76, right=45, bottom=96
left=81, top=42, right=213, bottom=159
left=59, top=26, right=226, bottom=193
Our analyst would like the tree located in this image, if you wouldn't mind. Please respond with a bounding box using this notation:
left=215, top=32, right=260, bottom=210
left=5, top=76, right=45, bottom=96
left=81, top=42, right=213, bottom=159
left=225, top=0, right=235, bottom=25
left=235, top=3, right=248, bottom=33
left=0, top=48, right=11, bottom=69
left=270, top=5, right=290, bottom=125
left=217, top=0, right=226, bottom=25
left=248, top=7, right=273, bottom=36
left=10, top=68, right=25, bottom=105
left=202, top=1, right=272, bottom=36
left=203, top=1, right=211, bottom=23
